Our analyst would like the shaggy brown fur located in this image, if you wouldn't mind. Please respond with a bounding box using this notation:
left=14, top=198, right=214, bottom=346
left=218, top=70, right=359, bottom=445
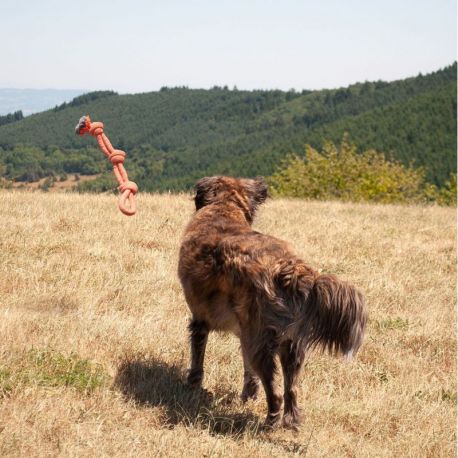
left=178, top=176, right=367, bottom=428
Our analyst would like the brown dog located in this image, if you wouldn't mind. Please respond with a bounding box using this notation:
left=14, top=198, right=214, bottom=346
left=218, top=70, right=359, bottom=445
left=178, top=176, right=367, bottom=428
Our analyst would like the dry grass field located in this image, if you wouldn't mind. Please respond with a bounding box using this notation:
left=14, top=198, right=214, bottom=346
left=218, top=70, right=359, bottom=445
left=0, top=190, right=455, bottom=457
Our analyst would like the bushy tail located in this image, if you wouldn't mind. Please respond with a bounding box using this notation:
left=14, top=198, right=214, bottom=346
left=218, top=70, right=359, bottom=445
left=303, top=274, right=367, bottom=358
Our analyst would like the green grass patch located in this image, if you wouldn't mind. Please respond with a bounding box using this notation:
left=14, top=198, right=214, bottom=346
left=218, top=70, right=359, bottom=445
left=440, top=389, right=457, bottom=403
left=0, top=367, right=14, bottom=396
left=0, top=349, right=108, bottom=397
left=375, top=317, right=410, bottom=331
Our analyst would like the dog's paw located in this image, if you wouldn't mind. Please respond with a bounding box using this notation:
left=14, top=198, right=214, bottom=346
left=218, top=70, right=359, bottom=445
left=240, top=390, right=258, bottom=403
left=240, top=379, right=259, bottom=403
left=186, top=369, right=203, bottom=388
left=282, top=412, right=302, bottom=431
left=262, top=412, right=282, bottom=431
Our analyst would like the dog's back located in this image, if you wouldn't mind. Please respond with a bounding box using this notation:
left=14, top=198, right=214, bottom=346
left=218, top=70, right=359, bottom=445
left=179, top=176, right=307, bottom=333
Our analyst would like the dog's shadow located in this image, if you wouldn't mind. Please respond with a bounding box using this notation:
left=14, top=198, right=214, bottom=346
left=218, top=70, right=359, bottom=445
left=114, top=357, right=261, bottom=437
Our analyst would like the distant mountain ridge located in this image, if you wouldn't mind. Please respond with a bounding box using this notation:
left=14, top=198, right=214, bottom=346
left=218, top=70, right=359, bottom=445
left=0, top=63, right=455, bottom=190
left=0, top=88, right=85, bottom=116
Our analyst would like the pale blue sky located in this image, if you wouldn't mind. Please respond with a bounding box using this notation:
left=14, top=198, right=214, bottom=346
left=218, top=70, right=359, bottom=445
left=1, top=0, right=456, bottom=93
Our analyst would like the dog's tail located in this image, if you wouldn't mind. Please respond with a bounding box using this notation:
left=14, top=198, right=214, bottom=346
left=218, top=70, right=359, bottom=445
left=299, top=274, right=367, bottom=358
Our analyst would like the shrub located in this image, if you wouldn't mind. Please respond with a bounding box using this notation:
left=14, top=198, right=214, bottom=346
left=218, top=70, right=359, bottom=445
left=269, top=137, right=429, bottom=203
left=424, top=173, right=457, bottom=206
left=39, top=176, right=55, bottom=192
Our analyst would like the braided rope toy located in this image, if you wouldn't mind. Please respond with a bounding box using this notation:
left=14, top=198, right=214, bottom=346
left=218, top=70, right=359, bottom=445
left=75, top=115, right=138, bottom=216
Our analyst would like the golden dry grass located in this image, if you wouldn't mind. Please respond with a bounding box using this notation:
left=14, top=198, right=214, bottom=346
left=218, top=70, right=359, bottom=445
left=0, top=190, right=455, bottom=457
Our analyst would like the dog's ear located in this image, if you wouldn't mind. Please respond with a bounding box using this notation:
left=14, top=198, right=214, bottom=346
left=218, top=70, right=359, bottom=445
left=237, top=176, right=268, bottom=221
left=194, top=176, right=218, bottom=210
left=243, top=176, right=268, bottom=211
left=252, top=176, right=268, bottom=206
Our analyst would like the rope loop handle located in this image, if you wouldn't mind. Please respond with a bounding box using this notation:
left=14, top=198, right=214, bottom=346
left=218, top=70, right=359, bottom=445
left=75, top=115, right=138, bottom=216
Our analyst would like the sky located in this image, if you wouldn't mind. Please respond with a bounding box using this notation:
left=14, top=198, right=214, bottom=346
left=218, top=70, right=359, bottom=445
left=1, top=0, right=456, bottom=93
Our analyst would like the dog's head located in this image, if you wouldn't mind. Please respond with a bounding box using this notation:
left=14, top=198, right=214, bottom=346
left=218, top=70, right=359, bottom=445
left=194, top=176, right=268, bottom=223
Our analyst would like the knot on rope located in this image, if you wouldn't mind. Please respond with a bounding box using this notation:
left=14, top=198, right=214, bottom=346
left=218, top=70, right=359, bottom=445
left=74, top=114, right=138, bottom=216
left=91, top=126, right=104, bottom=136
left=109, top=150, right=126, bottom=165
left=119, top=180, right=138, bottom=194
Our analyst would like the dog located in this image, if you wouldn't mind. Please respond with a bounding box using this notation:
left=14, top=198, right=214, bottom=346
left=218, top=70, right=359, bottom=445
left=178, top=176, right=367, bottom=428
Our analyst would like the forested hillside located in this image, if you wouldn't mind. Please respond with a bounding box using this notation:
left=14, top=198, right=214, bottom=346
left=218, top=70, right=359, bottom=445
left=0, top=63, right=455, bottom=191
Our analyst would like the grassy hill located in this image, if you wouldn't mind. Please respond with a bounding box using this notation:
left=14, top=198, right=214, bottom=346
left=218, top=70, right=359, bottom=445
left=0, top=63, right=455, bottom=191
left=0, top=191, right=455, bottom=456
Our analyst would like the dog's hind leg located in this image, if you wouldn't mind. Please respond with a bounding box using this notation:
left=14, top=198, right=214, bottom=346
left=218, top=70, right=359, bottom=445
left=187, top=318, right=209, bottom=388
left=240, top=344, right=260, bottom=402
left=279, top=340, right=306, bottom=429
left=246, top=332, right=283, bottom=428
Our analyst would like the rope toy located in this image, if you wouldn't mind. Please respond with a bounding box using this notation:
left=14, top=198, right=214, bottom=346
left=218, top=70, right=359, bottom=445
left=75, top=115, right=138, bottom=216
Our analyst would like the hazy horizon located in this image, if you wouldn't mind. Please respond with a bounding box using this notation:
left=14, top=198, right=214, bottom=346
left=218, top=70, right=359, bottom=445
left=1, top=60, right=455, bottom=95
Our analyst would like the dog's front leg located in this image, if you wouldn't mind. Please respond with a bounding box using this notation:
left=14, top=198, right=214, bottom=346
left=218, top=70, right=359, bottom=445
left=187, top=318, right=209, bottom=388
